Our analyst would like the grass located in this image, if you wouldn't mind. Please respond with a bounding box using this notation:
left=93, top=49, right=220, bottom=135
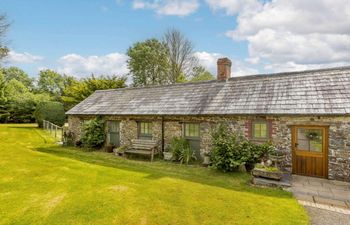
left=0, top=124, right=309, bottom=225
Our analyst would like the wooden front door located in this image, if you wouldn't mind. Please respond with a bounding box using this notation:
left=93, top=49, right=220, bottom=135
left=292, top=126, right=328, bottom=178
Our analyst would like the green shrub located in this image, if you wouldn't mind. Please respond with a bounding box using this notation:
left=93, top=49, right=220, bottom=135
left=179, top=145, right=196, bottom=165
left=210, top=122, right=275, bottom=172
left=168, top=137, right=196, bottom=164
left=34, top=101, right=65, bottom=127
left=81, top=117, right=105, bottom=149
left=168, top=137, right=188, bottom=160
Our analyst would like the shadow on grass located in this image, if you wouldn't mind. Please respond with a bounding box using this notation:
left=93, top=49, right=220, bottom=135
left=7, top=125, right=38, bottom=129
left=35, top=146, right=292, bottom=199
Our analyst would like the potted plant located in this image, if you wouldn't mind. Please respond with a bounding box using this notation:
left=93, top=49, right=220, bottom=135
left=105, top=143, right=115, bottom=153
left=113, top=146, right=127, bottom=156
left=163, top=147, right=173, bottom=161
left=251, top=163, right=283, bottom=180
left=305, top=130, right=321, bottom=141
left=179, top=145, right=196, bottom=165
left=203, top=152, right=211, bottom=166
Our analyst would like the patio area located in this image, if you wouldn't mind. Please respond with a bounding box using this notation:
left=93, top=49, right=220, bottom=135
left=291, top=175, right=350, bottom=212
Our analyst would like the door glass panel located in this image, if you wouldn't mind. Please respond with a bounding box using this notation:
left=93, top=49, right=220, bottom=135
left=108, top=121, right=119, bottom=132
left=184, top=123, right=200, bottom=138
left=107, top=121, right=120, bottom=146
left=297, top=128, right=323, bottom=152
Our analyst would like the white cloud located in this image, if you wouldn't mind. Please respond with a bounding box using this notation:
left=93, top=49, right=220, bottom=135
left=57, top=53, right=129, bottom=77
left=5, top=50, right=43, bottom=64
left=194, top=51, right=258, bottom=76
left=132, top=0, right=199, bottom=16
left=264, top=61, right=350, bottom=73
left=221, top=0, right=350, bottom=72
left=194, top=51, right=223, bottom=73
left=205, top=0, right=261, bottom=16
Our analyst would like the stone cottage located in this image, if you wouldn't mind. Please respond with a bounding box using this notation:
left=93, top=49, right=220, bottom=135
left=66, top=58, right=350, bottom=182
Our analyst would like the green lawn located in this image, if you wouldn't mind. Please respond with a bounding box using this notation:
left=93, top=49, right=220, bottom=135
left=0, top=124, right=308, bottom=225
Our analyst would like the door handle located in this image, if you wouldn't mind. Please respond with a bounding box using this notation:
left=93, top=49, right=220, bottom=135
left=294, top=143, right=299, bottom=148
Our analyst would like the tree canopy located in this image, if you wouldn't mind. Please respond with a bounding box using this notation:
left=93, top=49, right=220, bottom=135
left=61, top=75, right=126, bottom=110
left=190, top=66, right=214, bottom=82
left=127, top=39, right=170, bottom=87
left=127, top=29, right=206, bottom=86
left=1, top=78, right=51, bottom=123
left=1, top=67, right=34, bottom=90
left=0, top=65, right=126, bottom=123
left=37, top=69, right=66, bottom=96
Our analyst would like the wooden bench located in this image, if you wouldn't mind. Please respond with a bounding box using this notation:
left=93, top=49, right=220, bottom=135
left=125, top=139, right=160, bottom=162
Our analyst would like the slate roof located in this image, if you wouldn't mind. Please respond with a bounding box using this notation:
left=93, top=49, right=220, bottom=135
left=66, top=67, right=350, bottom=116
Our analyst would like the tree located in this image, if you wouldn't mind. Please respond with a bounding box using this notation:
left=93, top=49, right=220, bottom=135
left=190, top=66, right=214, bottom=82
left=34, top=101, right=65, bottom=127
left=127, top=39, right=170, bottom=87
left=37, top=69, right=65, bottom=96
left=61, top=75, right=126, bottom=110
left=1, top=78, right=51, bottom=123
left=163, top=29, right=198, bottom=83
left=1, top=67, right=34, bottom=90
left=0, top=14, right=10, bottom=62
left=0, top=70, right=9, bottom=122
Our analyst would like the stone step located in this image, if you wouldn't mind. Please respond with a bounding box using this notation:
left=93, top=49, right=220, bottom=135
left=252, top=177, right=292, bottom=188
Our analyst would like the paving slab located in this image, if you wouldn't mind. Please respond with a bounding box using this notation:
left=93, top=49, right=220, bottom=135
left=292, top=175, right=350, bottom=210
left=323, top=183, right=350, bottom=190
left=317, top=190, right=335, bottom=199
left=293, top=193, right=314, bottom=202
left=314, top=196, right=349, bottom=208
left=304, top=206, right=350, bottom=225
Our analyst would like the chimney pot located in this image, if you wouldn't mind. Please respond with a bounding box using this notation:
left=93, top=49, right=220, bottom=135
left=217, top=58, right=232, bottom=81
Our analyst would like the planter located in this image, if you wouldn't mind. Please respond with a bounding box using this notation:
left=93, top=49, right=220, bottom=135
left=251, top=168, right=283, bottom=180
left=105, top=145, right=114, bottom=153
left=202, top=156, right=211, bottom=166
left=163, top=152, right=173, bottom=161
left=113, top=148, right=125, bottom=157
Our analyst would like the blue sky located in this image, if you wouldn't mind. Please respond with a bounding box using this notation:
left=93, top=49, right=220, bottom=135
left=2, top=0, right=350, bottom=78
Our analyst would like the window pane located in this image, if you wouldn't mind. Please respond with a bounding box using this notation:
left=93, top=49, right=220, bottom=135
left=139, top=122, right=152, bottom=135
left=254, top=124, right=261, bottom=138
left=297, top=128, right=323, bottom=152
left=148, top=123, right=152, bottom=134
left=108, top=121, right=119, bottom=132
left=260, top=124, right=267, bottom=138
left=185, top=123, right=199, bottom=137
left=253, top=122, right=268, bottom=139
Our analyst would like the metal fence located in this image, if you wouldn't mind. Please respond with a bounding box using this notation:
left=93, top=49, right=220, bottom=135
left=43, top=120, right=65, bottom=142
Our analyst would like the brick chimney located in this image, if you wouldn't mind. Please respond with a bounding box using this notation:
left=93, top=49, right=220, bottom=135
left=217, top=58, right=232, bottom=81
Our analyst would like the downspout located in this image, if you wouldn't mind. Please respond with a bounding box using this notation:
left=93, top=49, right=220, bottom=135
left=161, top=116, right=165, bottom=152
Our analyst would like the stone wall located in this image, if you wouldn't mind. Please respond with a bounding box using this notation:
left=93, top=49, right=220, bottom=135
left=67, top=115, right=350, bottom=182
left=164, top=121, right=182, bottom=150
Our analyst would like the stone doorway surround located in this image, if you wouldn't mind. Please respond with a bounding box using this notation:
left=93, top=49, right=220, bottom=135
left=291, top=175, right=350, bottom=212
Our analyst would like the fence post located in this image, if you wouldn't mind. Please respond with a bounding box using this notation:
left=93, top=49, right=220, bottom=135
left=42, top=120, right=65, bottom=143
